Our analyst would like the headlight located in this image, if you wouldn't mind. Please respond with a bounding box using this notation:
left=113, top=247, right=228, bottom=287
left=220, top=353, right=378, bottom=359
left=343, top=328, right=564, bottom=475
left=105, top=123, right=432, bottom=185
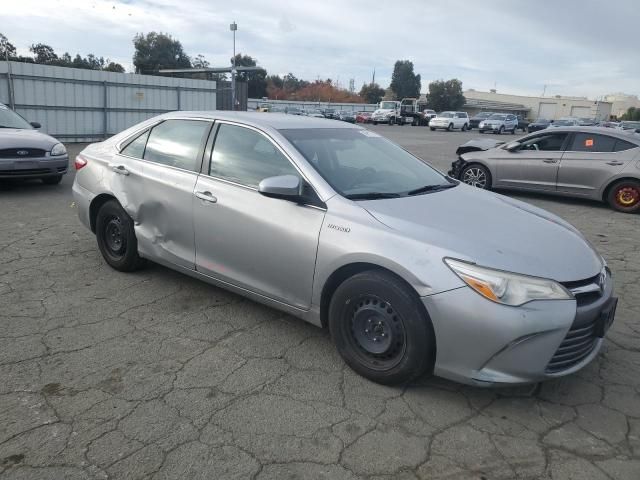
left=444, top=258, right=573, bottom=306
left=50, top=143, right=67, bottom=156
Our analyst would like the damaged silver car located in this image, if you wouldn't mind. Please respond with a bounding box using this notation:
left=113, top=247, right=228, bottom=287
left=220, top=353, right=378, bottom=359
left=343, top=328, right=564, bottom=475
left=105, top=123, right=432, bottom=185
left=73, top=112, right=616, bottom=386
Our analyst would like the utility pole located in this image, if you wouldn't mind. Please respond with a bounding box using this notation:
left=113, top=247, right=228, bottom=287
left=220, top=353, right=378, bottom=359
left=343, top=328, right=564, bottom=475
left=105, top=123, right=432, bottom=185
left=230, top=21, right=237, bottom=111
left=372, top=68, right=375, bottom=85
left=5, top=49, right=15, bottom=110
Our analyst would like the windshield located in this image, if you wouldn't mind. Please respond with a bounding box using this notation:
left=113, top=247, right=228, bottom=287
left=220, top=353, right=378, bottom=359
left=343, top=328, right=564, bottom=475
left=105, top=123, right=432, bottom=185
left=534, top=118, right=549, bottom=124
left=475, top=112, right=493, bottom=118
left=621, top=121, right=640, bottom=129
left=0, top=105, right=33, bottom=129
left=379, top=101, right=397, bottom=110
left=488, top=114, right=507, bottom=120
left=554, top=120, right=574, bottom=126
left=280, top=128, right=452, bottom=198
left=439, top=112, right=454, bottom=118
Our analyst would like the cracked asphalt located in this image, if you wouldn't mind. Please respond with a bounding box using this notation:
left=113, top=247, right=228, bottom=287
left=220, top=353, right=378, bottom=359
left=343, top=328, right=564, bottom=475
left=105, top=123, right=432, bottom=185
left=1, top=125, right=639, bottom=479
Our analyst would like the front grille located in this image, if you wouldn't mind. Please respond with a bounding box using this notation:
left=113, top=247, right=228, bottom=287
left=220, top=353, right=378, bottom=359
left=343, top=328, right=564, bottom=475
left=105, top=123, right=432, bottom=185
left=0, top=148, right=47, bottom=158
left=562, top=274, right=602, bottom=307
left=546, top=319, right=599, bottom=373
left=0, top=168, right=51, bottom=176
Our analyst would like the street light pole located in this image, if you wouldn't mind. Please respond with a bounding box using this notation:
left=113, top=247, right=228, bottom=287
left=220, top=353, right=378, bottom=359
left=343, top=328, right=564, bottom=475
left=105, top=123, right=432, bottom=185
left=230, top=21, right=237, bottom=111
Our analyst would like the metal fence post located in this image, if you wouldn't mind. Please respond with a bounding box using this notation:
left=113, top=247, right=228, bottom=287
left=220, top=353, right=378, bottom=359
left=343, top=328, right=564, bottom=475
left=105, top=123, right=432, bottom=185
left=176, top=86, right=181, bottom=111
left=103, top=81, right=108, bottom=140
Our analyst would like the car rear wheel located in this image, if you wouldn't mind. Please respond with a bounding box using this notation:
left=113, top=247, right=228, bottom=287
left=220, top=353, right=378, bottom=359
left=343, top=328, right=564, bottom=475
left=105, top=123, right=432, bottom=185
left=329, top=270, right=435, bottom=385
left=447, top=123, right=453, bottom=131
left=96, top=200, right=145, bottom=271
left=607, top=180, right=640, bottom=213
left=42, top=175, right=63, bottom=185
left=461, top=123, right=468, bottom=131
left=461, top=163, right=492, bottom=189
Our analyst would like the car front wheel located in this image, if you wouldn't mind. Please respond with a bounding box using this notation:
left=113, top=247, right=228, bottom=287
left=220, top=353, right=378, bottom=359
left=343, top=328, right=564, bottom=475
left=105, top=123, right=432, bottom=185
left=329, top=270, right=435, bottom=385
left=96, top=200, right=145, bottom=271
left=607, top=180, right=640, bottom=213
left=461, top=163, right=492, bottom=189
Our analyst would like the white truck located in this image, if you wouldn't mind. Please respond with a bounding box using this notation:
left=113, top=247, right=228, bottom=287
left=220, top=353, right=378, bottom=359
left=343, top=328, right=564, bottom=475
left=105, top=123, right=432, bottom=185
left=370, top=99, right=432, bottom=126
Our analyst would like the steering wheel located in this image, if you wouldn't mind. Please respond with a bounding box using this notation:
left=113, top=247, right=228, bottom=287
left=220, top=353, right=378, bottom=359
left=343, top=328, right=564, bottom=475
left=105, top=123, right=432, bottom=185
left=346, top=167, right=377, bottom=189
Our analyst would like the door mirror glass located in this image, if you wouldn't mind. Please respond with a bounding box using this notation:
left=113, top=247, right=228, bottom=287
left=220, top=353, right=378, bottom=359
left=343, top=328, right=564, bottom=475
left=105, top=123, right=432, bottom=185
left=258, top=174, right=302, bottom=201
left=30, top=121, right=41, bottom=129
left=505, top=141, right=521, bottom=151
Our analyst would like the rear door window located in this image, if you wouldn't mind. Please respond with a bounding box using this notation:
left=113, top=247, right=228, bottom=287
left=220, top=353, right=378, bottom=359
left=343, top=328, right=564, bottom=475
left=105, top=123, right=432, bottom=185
left=143, top=119, right=211, bottom=172
left=569, top=133, right=616, bottom=153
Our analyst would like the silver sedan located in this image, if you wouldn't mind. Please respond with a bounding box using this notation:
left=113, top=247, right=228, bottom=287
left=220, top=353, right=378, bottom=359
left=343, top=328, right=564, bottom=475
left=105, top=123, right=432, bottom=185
left=450, top=126, right=640, bottom=213
left=73, top=112, right=616, bottom=386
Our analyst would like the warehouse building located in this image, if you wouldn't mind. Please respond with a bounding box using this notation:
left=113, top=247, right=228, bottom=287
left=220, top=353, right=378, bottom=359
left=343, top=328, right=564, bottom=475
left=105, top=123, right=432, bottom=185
left=463, top=89, right=612, bottom=121
left=603, top=93, right=640, bottom=119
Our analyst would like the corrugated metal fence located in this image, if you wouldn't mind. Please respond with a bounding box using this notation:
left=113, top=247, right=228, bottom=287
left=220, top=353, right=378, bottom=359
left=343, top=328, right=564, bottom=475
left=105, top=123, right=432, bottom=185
left=0, top=61, right=218, bottom=142
left=248, top=98, right=378, bottom=112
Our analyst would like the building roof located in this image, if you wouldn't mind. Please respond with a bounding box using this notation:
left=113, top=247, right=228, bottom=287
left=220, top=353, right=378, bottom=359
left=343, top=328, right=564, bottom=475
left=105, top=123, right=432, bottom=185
left=463, top=98, right=529, bottom=112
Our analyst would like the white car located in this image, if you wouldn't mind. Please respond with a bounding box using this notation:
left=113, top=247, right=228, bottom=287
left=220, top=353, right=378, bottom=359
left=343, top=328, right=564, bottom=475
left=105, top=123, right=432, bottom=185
left=429, top=111, right=469, bottom=131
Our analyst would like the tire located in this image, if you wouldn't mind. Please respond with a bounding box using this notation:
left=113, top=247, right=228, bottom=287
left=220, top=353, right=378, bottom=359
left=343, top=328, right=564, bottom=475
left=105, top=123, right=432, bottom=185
left=606, top=180, right=640, bottom=213
left=447, top=123, right=453, bottom=132
left=479, top=130, right=484, bottom=134
left=96, top=200, right=145, bottom=272
left=430, top=127, right=435, bottom=131
left=412, top=117, right=419, bottom=126
left=373, top=121, right=378, bottom=125
left=461, top=123, right=468, bottom=132
left=388, top=117, right=394, bottom=126
left=42, top=175, right=63, bottom=185
left=328, top=270, right=435, bottom=385
left=460, top=163, right=492, bottom=190
left=511, top=127, right=516, bottom=134
left=498, top=126, right=504, bottom=135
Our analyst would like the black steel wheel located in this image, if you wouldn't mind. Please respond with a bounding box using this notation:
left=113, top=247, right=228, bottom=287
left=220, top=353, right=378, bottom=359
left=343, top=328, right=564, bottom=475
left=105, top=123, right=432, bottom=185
left=329, top=270, right=435, bottom=385
left=96, top=200, right=145, bottom=271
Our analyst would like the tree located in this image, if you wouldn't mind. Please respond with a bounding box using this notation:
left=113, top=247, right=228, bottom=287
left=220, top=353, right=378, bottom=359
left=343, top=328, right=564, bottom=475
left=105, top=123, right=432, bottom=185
left=0, top=33, right=16, bottom=59
left=192, top=54, right=210, bottom=69
left=231, top=54, right=267, bottom=98
left=621, top=107, right=640, bottom=121
left=104, top=62, right=125, bottom=73
left=390, top=60, right=421, bottom=99
left=427, top=79, right=466, bottom=112
left=359, top=82, right=385, bottom=104
left=30, top=43, right=58, bottom=65
left=133, top=32, right=191, bottom=74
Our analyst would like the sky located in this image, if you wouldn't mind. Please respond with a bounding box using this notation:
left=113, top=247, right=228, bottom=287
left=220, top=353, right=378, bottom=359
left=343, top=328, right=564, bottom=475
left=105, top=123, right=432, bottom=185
left=2, top=0, right=638, bottom=99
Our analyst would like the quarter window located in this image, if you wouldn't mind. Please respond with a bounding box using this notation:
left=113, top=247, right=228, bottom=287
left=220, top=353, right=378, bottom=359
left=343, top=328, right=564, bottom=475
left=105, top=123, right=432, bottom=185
left=518, top=133, right=567, bottom=152
left=613, top=139, right=637, bottom=152
left=143, top=120, right=210, bottom=172
left=210, top=124, right=299, bottom=187
left=121, top=130, right=149, bottom=158
left=569, top=133, right=616, bottom=153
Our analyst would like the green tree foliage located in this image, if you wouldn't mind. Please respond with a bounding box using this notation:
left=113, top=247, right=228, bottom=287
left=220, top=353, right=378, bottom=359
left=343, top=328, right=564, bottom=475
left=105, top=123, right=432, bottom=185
left=359, top=82, right=385, bottom=104
left=30, top=43, right=58, bottom=64
left=232, top=54, right=267, bottom=98
left=621, top=107, right=640, bottom=121
left=390, top=60, right=421, bottom=99
left=133, top=32, right=191, bottom=74
left=0, top=33, right=16, bottom=58
left=427, top=79, right=466, bottom=112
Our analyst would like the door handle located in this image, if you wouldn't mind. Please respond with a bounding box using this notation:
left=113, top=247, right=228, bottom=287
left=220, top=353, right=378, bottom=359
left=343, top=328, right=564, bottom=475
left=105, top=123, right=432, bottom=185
left=542, top=159, right=558, bottom=163
left=605, top=161, right=624, bottom=166
left=110, top=164, right=130, bottom=175
left=195, top=190, right=217, bottom=203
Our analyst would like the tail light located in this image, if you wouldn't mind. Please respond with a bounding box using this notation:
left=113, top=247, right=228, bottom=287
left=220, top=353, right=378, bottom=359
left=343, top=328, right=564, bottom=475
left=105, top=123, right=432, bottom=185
left=74, top=155, right=88, bottom=171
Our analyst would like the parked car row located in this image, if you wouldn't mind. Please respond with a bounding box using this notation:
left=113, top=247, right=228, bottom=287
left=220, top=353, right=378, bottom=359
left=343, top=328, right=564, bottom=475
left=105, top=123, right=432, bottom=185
left=526, top=118, right=640, bottom=134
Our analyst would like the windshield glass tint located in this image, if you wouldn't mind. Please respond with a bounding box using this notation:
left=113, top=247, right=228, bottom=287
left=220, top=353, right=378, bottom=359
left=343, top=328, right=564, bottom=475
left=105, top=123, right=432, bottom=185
left=440, top=112, right=454, bottom=118
left=280, top=128, right=449, bottom=197
left=379, top=102, right=396, bottom=109
left=489, top=114, right=507, bottom=120
left=554, top=120, right=573, bottom=126
left=0, top=106, right=32, bottom=129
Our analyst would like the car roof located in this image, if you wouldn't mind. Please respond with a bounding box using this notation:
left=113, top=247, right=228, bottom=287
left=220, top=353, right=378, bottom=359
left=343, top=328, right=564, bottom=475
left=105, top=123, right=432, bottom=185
left=533, top=126, right=640, bottom=143
left=159, top=111, right=358, bottom=130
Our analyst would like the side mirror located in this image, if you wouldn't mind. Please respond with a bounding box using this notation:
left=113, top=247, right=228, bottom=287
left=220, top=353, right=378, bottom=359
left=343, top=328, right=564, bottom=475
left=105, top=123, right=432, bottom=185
left=258, top=175, right=302, bottom=201
left=505, top=141, right=521, bottom=151
left=30, top=121, right=41, bottom=129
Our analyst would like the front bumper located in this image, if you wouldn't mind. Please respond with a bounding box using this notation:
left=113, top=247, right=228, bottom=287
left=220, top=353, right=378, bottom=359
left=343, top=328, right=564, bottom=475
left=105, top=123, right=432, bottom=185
left=372, top=115, right=392, bottom=123
left=422, top=270, right=615, bottom=386
left=429, top=120, right=451, bottom=129
left=479, top=124, right=502, bottom=132
left=0, top=155, right=69, bottom=179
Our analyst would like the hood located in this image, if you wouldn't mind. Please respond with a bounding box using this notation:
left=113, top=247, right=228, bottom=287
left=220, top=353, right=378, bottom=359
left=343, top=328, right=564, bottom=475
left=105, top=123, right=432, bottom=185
left=0, top=128, right=61, bottom=150
left=456, top=138, right=504, bottom=154
left=373, top=109, right=394, bottom=115
left=360, top=185, right=603, bottom=282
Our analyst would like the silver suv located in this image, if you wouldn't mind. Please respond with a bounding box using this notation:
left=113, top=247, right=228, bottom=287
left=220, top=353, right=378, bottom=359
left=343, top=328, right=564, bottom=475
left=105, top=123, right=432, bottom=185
left=479, top=113, right=518, bottom=134
left=73, top=112, right=615, bottom=386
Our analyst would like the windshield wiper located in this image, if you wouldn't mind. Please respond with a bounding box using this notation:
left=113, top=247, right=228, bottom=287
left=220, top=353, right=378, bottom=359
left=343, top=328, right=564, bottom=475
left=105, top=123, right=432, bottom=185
left=344, top=192, right=402, bottom=200
left=407, top=183, right=456, bottom=196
